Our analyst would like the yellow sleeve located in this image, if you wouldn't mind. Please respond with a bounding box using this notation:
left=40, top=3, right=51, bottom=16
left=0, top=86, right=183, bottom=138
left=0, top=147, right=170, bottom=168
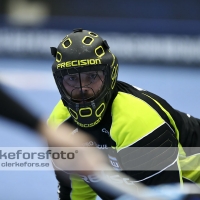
left=47, top=100, right=71, bottom=128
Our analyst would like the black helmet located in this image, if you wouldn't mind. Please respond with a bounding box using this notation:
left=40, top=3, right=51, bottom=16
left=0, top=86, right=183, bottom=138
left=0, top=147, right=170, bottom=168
left=51, top=28, right=118, bottom=128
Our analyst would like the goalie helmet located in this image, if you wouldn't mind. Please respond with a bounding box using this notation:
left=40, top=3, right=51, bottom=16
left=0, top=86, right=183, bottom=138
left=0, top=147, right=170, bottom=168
left=51, top=28, right=118, bottom=128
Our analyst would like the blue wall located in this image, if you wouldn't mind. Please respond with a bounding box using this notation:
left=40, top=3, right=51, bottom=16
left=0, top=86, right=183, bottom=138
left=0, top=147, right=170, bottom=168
left=0, top=58, right=200, bottom=199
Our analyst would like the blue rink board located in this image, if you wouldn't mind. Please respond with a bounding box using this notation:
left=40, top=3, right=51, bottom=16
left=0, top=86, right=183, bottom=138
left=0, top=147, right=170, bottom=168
left=0, top=58, right=200, bottom=200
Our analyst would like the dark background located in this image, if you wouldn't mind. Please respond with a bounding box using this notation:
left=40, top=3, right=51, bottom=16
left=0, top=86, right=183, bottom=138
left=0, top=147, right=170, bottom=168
left=1, top=0, right=200, bottom=33
left=0, top=0, right=200, bottom=65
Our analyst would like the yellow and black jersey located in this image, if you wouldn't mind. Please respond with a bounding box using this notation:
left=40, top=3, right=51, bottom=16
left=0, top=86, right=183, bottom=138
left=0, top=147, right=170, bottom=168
left=48, top=81, right=200, bottom=200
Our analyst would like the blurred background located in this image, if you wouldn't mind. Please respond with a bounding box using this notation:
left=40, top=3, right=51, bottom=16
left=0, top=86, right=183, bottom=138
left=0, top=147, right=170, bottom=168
left=0, top=0, right=200, bottom=199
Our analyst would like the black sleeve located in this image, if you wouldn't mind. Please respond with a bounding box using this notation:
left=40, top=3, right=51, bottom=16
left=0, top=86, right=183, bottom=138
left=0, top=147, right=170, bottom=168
left=143, top=90, right=200, bottom=155
left=0, top=86, right=40, bottom=130
left=172, top=110, right=200, bottom=155
left=54, top=170, right=72, bottom=200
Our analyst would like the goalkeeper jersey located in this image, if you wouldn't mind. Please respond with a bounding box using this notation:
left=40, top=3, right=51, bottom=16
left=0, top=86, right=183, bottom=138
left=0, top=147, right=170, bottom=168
left=48, top=81, right=200, bottom=200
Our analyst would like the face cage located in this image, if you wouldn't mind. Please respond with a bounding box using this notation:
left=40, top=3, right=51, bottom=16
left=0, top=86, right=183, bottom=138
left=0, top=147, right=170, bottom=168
left=54, top=65, right=111, bottom=108
left=63, top=73, right=105, bottom=103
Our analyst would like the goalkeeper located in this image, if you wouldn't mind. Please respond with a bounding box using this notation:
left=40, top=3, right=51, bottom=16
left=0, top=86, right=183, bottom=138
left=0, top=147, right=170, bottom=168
left=48, top=28, right=200, bottom=200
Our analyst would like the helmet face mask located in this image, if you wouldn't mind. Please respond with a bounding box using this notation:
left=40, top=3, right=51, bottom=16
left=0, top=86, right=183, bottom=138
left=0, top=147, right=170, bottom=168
left=55, top=65, right=109, bottom=102
left=62, top=69, right=105, bottom=102
left=52, top=29, right=118, bottom=128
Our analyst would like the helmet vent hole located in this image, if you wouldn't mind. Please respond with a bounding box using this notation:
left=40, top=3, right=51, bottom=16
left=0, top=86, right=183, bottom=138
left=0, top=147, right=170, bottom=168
left=89, top=32, right=98, bottom=37
left=62, top=38, right=72, bottom=48
left=82, top=36, right=94, bottom=45
left=81, top=109, right=90, bottom=115
left=56, top=53, right=61, bottom=60
left=95, top=103, right=105, bottom=117
left=85, top=37, right=92, bottom=44
left=79, top=108, right=92, bottom=117
left=96, top=48, right=103, bottom=55
left=95, top=46, right=105, bottom=57
left=64, top=40, right=70, bottom=47
left=63, top=39, right=71, bottom=48
left=56, top=52, right=62, bottom=62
